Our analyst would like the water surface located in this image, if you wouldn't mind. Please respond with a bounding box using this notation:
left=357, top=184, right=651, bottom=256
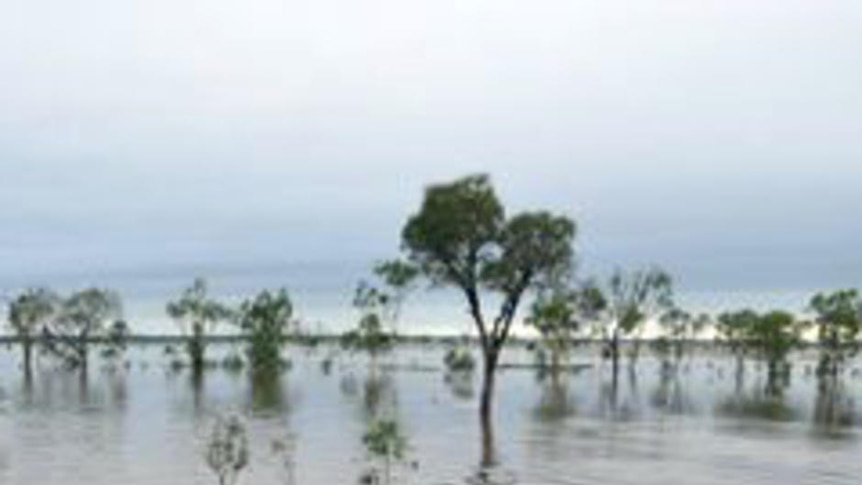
left=0, top=344, right=860, bottom=484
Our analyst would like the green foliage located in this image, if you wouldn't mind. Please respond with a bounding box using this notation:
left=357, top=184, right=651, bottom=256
left=716, top=309, right=760, bottom=352
left=237, top=288, right=295, bottom=374
left=7, top=288, right=58, bottom=338
left=42, top=288, right=123, bottom=370
left=343, top=261, right=418, bottom=359
left=341, top=313, right=394, bottom=357
left=525, top=288, right=583, bottom=371
left=718, top=309, right=803, bottom=374
left=363, top=419, right=408, bottom=460
left=607, top=267, right=674, bottom=337
left=748, top=310, right=803, bottom=364
left=372, top=260, right=419, bottom=323
left=809, top=289, right=861, bottom=375
left=401, top=174, right=576, bottom=355
left=444, top=345, right=476, bottom=372
left=7, top=288, right=59, bottom=373
left=659, top=308, right=708, bottom=363
left=206, top=414, right=249, bottom=485
left=361, top=419, right=411, bottom=485
left=166, top=278, right=233, bottom=373
left=400, top=173, right=576, bottom=433
left=100, top=320, right=130, bottom=362
left=588, top=267, right=673, bottom=366
left=402, top=174, right=504, bottom=289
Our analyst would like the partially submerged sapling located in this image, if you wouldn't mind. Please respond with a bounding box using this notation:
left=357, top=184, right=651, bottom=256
left=360, top=419, right=414, bottom=485
left=206, top=414, right=249, bottom=485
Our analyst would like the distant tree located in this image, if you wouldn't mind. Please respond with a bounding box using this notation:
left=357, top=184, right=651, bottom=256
left=809, top=289, right=862, bottom=377
left=237, top=288, right=295, bottom=374
left=343, top=261, right=419, bottom=364
left=167, top=278, right=233, bottom=375
left=100, top=319, right=131, bottom=364
left=658, top=307, right=709, bottom=369
left=716, top=309, right=760, bottom=387
left=744, top=310, right=804, bottom=393
left=525, top=281, right=606, bottom=375
left=342, top=282, right=396, bottom=363
left=400, top=174, right=576, bottom=464
left=7, top=288, right=59, bottom=378
left=595, top=267, right=674, bottom=376
left=371, top=260, right=420, bottom=330
left=41, top=288, right=123, bottom=374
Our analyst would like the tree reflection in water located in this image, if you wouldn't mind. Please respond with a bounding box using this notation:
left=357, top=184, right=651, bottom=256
left=444, top=370, right=475, bottom=401
left=650, top=368, right=696, bottom=416
left=812, top=374, right=857, bottom=438
left=340, top=370, right=399, bottom=424
left=598, top=365, right=643, bottom=421
left=532, top=373, right=576, bottom=423
left=716, top=371, right=798, bottom=423
left=249, top=369, right=288, bottom=415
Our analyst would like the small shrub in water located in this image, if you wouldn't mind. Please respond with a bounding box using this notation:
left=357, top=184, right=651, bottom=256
left=444, top=346, right=475, bottom=373
left=206, top=414, right=249, bottom=485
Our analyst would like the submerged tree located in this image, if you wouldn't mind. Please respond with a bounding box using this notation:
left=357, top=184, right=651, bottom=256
left=370, top=260, right=420, bottom=332
left=594, top=267, right=674, bottom=376
left=716, top=309, right=759, bottom=388
left=744, top=310, right=804, bottom=395
left=237, top=288, right=295, bottom=374
left=41, top=288, right=123, bottom=374
left=100, top=319, right=131, bottom=365
left=525, top=282, right=605, bottom=376
left=399, top=174, right=576, bottom=465
left=809, top=289, right=862, bottom=377
left=342, top=284, right=396, bottom=363
left=167, top=278, right=233, bottom=375
left=658, top=307, right=709, bottom=370
left=343, top=261, right=418, bottom=364
left=7, top=288, right=59, bottom=379
left=361, top=419, right=411, bottom=485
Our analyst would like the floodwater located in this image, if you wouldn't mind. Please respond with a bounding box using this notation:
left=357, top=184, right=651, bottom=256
left=0, top=343, right=861, bottom=485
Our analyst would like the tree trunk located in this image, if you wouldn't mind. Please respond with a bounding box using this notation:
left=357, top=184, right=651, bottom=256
left=190, top=321, right=205, bottom=374
left=23, top=337, right=33, bottom=382
left=610, top=332, right=620, bottom=383
left=479, top=349, right=499, bottom=468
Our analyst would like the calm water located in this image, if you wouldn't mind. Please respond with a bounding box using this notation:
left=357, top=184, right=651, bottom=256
left=0, top=343, right=861, bottom=485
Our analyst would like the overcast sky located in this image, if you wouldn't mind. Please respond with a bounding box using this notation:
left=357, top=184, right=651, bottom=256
left=1, top=0, right=861, bottom=295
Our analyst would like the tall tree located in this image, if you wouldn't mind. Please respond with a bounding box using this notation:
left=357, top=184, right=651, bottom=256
left=42, top=288, right=123, bottom=374
left=809, top=289, right=862, bottom=377
left=7, top=288, right=59, bottom=379
left=167, top=278, right=233, bottom=375
left=400, top=174, right=576, bottom=464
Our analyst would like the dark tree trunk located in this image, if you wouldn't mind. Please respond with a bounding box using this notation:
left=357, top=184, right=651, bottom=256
left=22, top=337, right=33, bottom=382
left=479, top=348, right=499, bottom=468
left=190, top=321, right=206, bottom=375
left=610, top=332, right=620, bottom=383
